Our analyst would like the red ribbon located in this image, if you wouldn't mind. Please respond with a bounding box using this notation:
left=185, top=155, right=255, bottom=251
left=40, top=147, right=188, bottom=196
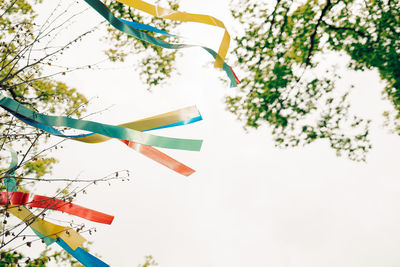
left=0, top=192, right=114, bottom=224
left=120, top=139, right=195, bottom=176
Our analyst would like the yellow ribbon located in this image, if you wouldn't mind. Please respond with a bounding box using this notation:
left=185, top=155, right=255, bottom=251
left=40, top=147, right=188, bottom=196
left=8, top=206, right=86, bottom=250
left=114, top=0, right=230, bottom=68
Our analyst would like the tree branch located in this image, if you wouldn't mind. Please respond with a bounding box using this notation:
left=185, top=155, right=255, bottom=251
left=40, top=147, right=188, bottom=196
left=305, top=0, right=333, bottom=66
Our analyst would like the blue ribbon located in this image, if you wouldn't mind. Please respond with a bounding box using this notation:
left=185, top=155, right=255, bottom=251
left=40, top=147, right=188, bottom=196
left=57, top=238, right=109, bottom=267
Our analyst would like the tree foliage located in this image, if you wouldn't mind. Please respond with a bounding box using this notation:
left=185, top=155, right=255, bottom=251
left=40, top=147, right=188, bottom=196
left=0, top=248, right=156, bottom=266
left=227, top=0, right=400, bottom=161
left=0, top=244, right=88, bottom=266
left=0, top=0, right=89, bottom=176
left=2, top=0, right=398, bottom=264
left=103, top=0, right=400, bottom=161
left=0, top=1, right=126, bottom=265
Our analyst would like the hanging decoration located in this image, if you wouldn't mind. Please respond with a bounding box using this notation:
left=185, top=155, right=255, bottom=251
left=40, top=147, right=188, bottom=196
left=0, top=1, right=241, bottom=265
left=1, top=148, right=110, bottom=266
left=0, top=93, right=202, bottom=151
left=115, top=0, right=231, bottom=68
left=84, top=0, right=240, bottom=87
left=0, top=93, right=202, bottom=176
left=0, top=191, right=114, bottom=224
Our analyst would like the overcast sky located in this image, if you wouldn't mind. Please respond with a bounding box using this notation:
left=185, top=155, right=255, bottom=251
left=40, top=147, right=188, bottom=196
left=19, top=1, right=400, bottom=266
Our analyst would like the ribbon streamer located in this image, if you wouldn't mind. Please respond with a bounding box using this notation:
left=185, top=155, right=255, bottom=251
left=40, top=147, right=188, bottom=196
left=2, top=151, right=86, bottom=250
left=115, top=0, right=230, bottom=69
left=57, top=238, right=109, bottom=267
left=84, top=0, right=240, bottom=87
left=2, top=148, right=55, bottom=246
left=10, top=105, right=202, bottom=140
left=119, top=18, right=176, bottom=37
left=115, top=19, right=240, bottom=86
left=0, top=191, right=114, bottom=224
left=2, top=149, right=109, bottom=265
left=15, top=108, right=197, bottom=175
left=0, top=93, right=202, bottom=151
left=8, top=206, right=86, bottom=250
left=121, top=139, right=195, bottom=176
left=30, top=227, right=109, bottom=267
left=4, top=102, right=201, bottom=176
left=15, top=115, right=197, bottom=176
left=32, top=228, right=109, bottom=267
left=72, top=105, right=202, bottom=142
left=15, top=208, right=109, bottom=266
left=3, top=146, right=18, bottom=191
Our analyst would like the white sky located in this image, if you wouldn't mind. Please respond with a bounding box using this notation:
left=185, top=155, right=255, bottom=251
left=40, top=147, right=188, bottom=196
left=15, top=0, right=400, bottom=266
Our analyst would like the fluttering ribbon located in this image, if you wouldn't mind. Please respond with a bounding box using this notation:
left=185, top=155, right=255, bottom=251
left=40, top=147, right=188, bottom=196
left=2, top=150, right=86, bottom=249
left=117, top=0, right=230, bottom=68
left=7, top=206, right=87, bottom=250
left=0, top=192, right=114, bottom=224
left=115, top=0, right=230, bottom=68
left=8, top=206, right=109, bottom=266
left=9, top=105, right=202, bottom=139
left=83, top=0, right=240, bottom=87
left=0, top=93, right=202, bottom=151
left=31, top=228, right=109, bottom=267
left=120, top=139, right=194, bottom=176
left=56, top=238, right=109, bottom=267
left=71, top=105, right=201, bottom=176
left=119, top=18, right=176, bottom=37
left=13, top=113, right=198, bottom=176
left=116, top=18, right=241, bottom=87
left=0, top=3, right=237, bottom=265
left=3, top=146, right=17, bottom=192
left=1, top=94, right=200, bottom=176
left=1, top=149, right=110, bottom=266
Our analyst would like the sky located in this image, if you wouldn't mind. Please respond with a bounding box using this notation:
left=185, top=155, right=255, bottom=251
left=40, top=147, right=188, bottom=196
left=14, top=0, right=400, bottom=266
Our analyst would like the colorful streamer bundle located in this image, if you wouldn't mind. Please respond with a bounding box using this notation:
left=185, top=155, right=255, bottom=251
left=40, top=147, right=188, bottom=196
left=0, top=95, right=203, bottom=264
left=84, top=0, right=240, bottom=87
left=0, top=92, right=201, bottom=176
left=2, top=148, right=110, bottom=266
left=0, top=94, right=202, bottom=151
left=0, top=1, right=241, bottom=265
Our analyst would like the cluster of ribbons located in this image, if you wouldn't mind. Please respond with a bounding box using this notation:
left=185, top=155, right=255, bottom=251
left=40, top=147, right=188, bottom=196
left=84, top=0, right=240, bottom=87
left=2, top=147, right=111, bottom=266
left=0, top=86, right=202, bottom=265
left=0, top=0, right=240, bottom=265
left=0, top=93, right=201, bottom=176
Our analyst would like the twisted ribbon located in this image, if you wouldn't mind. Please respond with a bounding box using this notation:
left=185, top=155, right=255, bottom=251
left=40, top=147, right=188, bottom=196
left=84, top=0, right=240, bottom=87
left=0, top=93, right=201, bottom=176
left=0, top=93, right=202, bottom=151
left=115, top=0, right=230, bottom=68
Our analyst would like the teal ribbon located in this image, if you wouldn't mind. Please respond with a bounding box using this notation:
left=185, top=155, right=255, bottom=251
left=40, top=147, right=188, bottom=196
left=3, top=148, right=55, bottom=246
left=3, top=146, right=18, bottom=192
left=0, top=93, right=202, bottom=151
left=10, top=105, right=202, bottom=138
left=118, top=18, right=176, bottom=37
left=84, top=0, right=239, bottom=87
